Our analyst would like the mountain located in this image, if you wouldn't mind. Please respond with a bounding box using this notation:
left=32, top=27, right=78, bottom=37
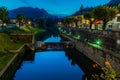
left=107, top=0, right=120, bottom=6
left=72, top=0, right=120, bottom=16
left=9, top=7, right=50, bottom=19
left=72, top=7, right=94, bottom=16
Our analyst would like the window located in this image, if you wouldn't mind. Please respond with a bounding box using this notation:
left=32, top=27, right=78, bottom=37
left=117, top=16, right=120, bottom=22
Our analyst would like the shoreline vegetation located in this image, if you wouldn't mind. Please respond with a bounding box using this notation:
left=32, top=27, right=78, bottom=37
left=0, top=26, right=45, bottom=71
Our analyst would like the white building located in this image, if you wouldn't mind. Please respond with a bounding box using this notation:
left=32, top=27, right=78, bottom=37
left=107, top=14, right=120, bottom=31
left=10, top=19, right=16, bottom=23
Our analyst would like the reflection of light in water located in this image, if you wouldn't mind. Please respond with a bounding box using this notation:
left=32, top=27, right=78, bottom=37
left=44, top=36, right=61, bottom=42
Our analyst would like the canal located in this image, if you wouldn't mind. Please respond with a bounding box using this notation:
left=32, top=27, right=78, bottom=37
left=12, top=35, right=97, bottom=80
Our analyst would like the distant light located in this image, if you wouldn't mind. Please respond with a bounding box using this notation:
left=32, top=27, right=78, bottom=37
left=117, top=40, right=120, bottom=44
left=28, top=21, right=31, bottom=25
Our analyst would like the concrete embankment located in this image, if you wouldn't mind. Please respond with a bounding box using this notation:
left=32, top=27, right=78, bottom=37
left=0, top=44, right=34, bottom=80
left=61, top=33, right=120, bottom=72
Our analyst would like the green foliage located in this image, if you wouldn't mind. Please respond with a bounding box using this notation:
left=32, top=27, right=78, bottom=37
left=84, top=12, right=93, bottom=20
left=61, top=18, right=74, bottom=27
left=117, top=4, right=120, bottom=13
left=16, top=14, right=26, bottom=27
left=0, top=6, right=9, bottom=22
left=91, top=64, right=120, bottom=80
left=84, top=12, right=94, bottom=29
left=93, top=6, right=118, bottom=30
left=0, top=33, right=23, bottom=53
left=46, top=18, right=54, bottom=27
left=21, top=26, right=45, bottom=35
left=35, top=18, right=46, bottom=29
left=5, top=28, right=26, bottom=33
left=93, top=6, right=109, bottom=20
left=109, top=7, right=118, bottom=20
left=0, top=33, right=23, bottom=71
left=0, top=53, right=13, bottom=71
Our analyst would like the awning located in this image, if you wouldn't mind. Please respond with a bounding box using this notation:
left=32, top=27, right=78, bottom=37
left=96, top=20, right=103, bottom=24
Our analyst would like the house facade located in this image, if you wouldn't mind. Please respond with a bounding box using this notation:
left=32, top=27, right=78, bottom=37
left=107, top=14, right=120, bottom=31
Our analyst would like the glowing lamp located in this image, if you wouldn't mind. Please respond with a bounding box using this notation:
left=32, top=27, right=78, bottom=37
left=95, top=39, right=102, bottom=45
left=28, top=21, right=31, bottom=25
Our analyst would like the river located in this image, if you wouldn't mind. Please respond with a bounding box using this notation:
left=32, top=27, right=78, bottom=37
left=12, top=35, right=96, bottom=80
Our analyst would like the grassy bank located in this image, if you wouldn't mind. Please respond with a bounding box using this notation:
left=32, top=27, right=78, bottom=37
left=0, top=26, right=45, bottom=71
left=20, top=26, right=45, bottom=35
left=5, top=26, right=45, bottom=35
left=0, top=33, right=23, bottom=71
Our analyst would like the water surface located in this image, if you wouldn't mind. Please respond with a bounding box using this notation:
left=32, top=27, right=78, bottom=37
left=13, top=35, right=86, bottom=80
left=13, top=51, right=84, bottom=80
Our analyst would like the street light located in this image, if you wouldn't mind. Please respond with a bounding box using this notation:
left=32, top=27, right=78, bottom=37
left=95, top=39, right=102, bottom=45
left=117, top=39, right=120, bottom=44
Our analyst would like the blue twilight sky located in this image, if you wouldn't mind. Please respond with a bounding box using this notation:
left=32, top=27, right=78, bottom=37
left=0, top=0, right=110, bottom=15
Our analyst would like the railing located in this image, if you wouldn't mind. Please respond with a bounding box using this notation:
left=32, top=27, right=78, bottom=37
left=35, top=41, right=74, bottom=50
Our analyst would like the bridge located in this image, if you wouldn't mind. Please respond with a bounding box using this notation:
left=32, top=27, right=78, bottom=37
left=35, top=41, right=74, bottom=51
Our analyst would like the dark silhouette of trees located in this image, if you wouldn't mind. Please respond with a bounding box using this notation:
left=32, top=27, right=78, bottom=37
left=0, top=6, right=9, bottom=23
left=84, top=12, right=94, bottom=29
left=16, top=14, right=26, bottom=27
left=36, top=18, right=46, bottom=29
left=93, top=6, right=118, bottom=30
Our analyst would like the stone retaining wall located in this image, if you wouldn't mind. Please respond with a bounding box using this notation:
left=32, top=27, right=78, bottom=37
left=10, top=33, right=34, bottom=44
left=0, top=44, right=34, bottom=80
left=61, top=34, right=120, bottom=72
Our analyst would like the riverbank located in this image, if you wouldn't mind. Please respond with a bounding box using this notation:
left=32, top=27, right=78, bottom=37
left=0, top=32, right=23, bottom=71
left=0, top=44, right=33, bottom=80
left=4, top=26, right=45, bottom=35
left=0, top=26, right=45, bottom=72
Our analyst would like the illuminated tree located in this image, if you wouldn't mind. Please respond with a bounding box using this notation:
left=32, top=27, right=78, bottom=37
left=73, top=17, right=79, bottom=27
left=93, top=6, right=117, bottom=30
left=84, top=12, right=94, bottom=29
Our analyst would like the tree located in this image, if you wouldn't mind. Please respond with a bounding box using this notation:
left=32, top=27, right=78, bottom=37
left=61, top=18, right=70, bottom=27
left=92, top=61, right=120, bottom=80
left=36, top=18, right=46, bottom=29
left=80, top=4, right=84, bottom=15
left=109, top=7, right=118, bottom=20
left=0, top=6, right=9, bottom=23
left=46, top=18, right=54, bottom=27
left=72, top=17, right=79, bottom=27
left=16, top=14, right=26, bottom=27
left=93, top=6, right=117, bottom=30
left=84, top=12, right=94, bottom=29
left=117, top=4, right=120, bottom=13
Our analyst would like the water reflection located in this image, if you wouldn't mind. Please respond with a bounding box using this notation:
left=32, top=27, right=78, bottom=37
left=12, top=35, right=100, bottom=80
left=13, top=51, right=84, bottom=80
left=35, top=28, right=59, bottom=41
left=44, top=35, right=61, bottom=42
left=23, top=52, right=35, bottom=61
left=65, top=49, right=101, bottom=79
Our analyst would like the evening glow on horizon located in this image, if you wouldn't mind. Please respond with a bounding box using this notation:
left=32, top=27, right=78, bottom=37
left=0, top=0, right=110, bottom=15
